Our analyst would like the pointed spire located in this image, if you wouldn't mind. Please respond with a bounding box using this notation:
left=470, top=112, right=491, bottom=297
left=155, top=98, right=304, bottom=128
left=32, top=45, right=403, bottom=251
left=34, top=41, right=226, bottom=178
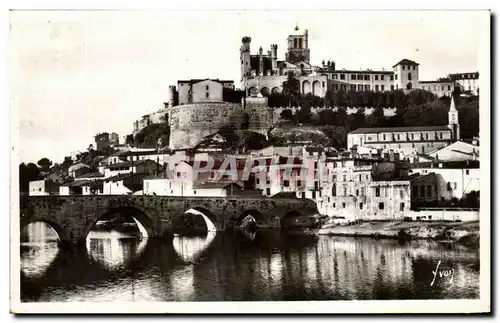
left=449, top=94, right=457, bottom=111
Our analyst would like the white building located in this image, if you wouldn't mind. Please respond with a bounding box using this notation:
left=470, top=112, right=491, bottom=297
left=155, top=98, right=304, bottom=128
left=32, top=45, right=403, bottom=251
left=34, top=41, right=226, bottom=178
left=428, top=141, right=479, bottom=162
left=419, top=78, right=456, bottom=97
left=449, top=72, right=479, bottom=96
left=28, top=180, right=61, bottom=196
left=410, top=162, right=480, bottom=200
left=347, top=95, right=461, bottom=156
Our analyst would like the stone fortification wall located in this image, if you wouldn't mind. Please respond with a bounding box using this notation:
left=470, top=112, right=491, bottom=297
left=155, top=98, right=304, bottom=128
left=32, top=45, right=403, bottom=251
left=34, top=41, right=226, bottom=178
left=168, top=102, right=245, bottom=150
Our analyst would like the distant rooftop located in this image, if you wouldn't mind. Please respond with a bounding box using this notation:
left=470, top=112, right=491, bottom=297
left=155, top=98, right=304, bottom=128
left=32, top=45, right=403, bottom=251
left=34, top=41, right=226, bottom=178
left=349, top=125, right=450, bottom=134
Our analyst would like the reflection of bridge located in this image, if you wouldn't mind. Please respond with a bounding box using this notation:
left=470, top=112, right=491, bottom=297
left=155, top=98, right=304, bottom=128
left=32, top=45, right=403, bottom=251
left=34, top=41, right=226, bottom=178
left=20, top=195, right=319, bottom=246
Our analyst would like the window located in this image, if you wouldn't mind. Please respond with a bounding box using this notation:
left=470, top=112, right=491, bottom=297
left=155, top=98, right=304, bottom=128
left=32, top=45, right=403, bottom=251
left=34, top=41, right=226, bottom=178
left=381, top=85, right=385, bottom=91
left=400, top=203, right=405, bottom=211
left=351, top=74, right=356, bottom=80
left=343, top=174, right=347, bottom=181
left=402, top=65, right=405, bottom=70
left=379, top=202, right=385, bottom=210
left=400, top=190, right=404, bottom=198
left=356, top=189, right=359, bottom=196
left=375, top=85, right=379, bottom=91
left=176, top=172, right=181, bottom=177
left=284, top=180, right=290, bottom=187
left=361, top=187, right=365, bottom=196
left=206, top=85, right=209, bottom=90
left=333, top=203, right=336, bottom=208
left=383, top=134, right=386, bottom=140
left=359, top=174, right=362, bottom=181
left=312, top=191, right=316, bottom=199
left=395, top=75, right=398, bottom=80
left=256, top=178, right=260, bottom=184
left=381, top=75, right=385, bottom=81
left=375, top=75, right=379, bottom=80
left=206, top=92, right=209, bottom=98
left=266, top=188, right=271, bottom=195
left=332, top=74, right=338, bottom=79
left=466, top=170, right=470, bottom=175
left=358, top=84, right=363, bottom=91
left=357, top=75, right=363, bottom=80
left=390, top=75, right=394, bottom=81
left=332, top=184, right=337, bottom=196
left=426, top=185, right=432, bottom=197
left=359, top=203, right=363, bottom=209
left=296, top=180, right=302, bottom=187
left=365, top=85, right=370, bottom=91
left=322, top=81, right=325, bottom=87
left=391, top=85, right=395, bottom=91
left=343, top=186, right=347, bottom=196
left=375, top=187, right=380, bottom=197
left=397, top=134, right=400, bottom=140
left=364, top=75, right=370, bottom=81
left=294, top=38, right=298, bottom=48
left=340, top=74, right=345, bottom=80
left=351, top=85, right=357, bottom=91
left=408, top=73, right=412, bottom=81
left=299, top=39, right=303, bottom=49
left=342, top=202, right=346, bottom=208
left=426, top=133, right=429, bottom=140
left=334, top=84, right=339, bottom=91
left=448, top=85, right=451, bottom=91
left=440, top=133, right=443, bottom=139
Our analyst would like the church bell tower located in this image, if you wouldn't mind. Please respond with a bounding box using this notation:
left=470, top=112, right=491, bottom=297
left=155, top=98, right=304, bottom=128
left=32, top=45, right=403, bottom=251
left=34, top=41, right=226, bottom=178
left=448, top=95, right=460, bottom=141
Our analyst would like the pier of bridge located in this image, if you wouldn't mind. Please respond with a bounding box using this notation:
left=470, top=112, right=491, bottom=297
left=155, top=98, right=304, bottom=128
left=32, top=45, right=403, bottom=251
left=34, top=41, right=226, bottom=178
left=19, top=195, right=319, bottom=247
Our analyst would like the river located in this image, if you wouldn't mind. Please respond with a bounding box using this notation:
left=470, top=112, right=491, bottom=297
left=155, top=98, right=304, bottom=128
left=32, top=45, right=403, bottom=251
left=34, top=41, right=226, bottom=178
left=20, top=223, right=480, bottom=302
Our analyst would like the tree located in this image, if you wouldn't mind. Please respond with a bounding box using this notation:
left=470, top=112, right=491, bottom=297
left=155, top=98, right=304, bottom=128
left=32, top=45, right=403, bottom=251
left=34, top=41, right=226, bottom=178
left=366, top=106, right=385, bottom=127
left=218, top=124, right=239, bottom=148
left=19, top=163, right=41, bottom=192
left=243, top=132, right=269, bottom=150
left=125, top=134, right=134, bottom=146
left=37, top=158, right=52, bottom=172
left=295, top=105, right=311, bottom=124
left=317, top=109, right=336, bottom=126
left=282, top=73, right=301, bottom=107
left=346, top=109, right=367, bottom=132
left=280, top=109, right=294, bottom=121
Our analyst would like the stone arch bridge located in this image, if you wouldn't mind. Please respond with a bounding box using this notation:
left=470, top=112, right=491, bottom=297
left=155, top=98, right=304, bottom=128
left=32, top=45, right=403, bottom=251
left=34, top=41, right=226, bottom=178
left=19, top=195, right=319, bottom=247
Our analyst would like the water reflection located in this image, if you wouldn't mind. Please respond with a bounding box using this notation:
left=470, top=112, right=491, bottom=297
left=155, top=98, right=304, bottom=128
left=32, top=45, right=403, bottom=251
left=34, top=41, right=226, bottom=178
left=86, top=230, right=148, bottom=271
left=173, top=232, right=216, bottom=263
left=21, top=230, right=480, bottom=302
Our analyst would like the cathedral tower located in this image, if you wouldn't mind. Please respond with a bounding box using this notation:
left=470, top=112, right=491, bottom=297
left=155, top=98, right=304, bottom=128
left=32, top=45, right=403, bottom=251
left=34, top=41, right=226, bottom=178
left=286, top=25, right=310, bottom=64
left=240, top=37, right=252, bottom=82
left=448, top=95, right=460, bottom=141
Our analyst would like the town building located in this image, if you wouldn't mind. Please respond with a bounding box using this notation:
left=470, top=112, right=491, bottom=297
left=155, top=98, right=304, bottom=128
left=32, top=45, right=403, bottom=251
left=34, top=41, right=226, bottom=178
left=28, top=179, right=61, bottom=196
left=109, top=132, right=120, bottom=146
left=418, top=78, right=456, bottom=97
left=240, top=25, right=420, bottom=97
left=449, top=72, right=479, bottom=96
left=103, top=159, right=161, bottom=179
left=347, top=95, right=460, bottom=156
left=68, top=162, right=91, bottom=179
left=94, top=132, right=110, bottom=151
left=175, top=79, right=235, bottom=105
left=311, top=158, right=411, bottom=221
left=103, top=173, right=145, bottom=195
left=409, top=161, right=480, bottom=201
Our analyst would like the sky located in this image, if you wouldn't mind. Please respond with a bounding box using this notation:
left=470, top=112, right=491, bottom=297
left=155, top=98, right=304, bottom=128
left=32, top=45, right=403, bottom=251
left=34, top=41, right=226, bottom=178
left=10, top=10, right=488, bottom=164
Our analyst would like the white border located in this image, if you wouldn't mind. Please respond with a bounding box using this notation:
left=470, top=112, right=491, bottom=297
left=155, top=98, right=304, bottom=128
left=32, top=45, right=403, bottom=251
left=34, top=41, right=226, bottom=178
left=6, top=4, right=492, bottom=315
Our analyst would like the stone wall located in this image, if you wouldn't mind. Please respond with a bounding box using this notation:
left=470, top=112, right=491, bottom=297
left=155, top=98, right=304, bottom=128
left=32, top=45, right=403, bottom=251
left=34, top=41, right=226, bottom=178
left=168, top=102, right=245, bottom=150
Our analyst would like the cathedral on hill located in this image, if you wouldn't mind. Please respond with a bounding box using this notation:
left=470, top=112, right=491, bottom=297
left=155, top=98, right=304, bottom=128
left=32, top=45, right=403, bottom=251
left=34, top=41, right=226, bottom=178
left=241, top=25, right=421, bottom=99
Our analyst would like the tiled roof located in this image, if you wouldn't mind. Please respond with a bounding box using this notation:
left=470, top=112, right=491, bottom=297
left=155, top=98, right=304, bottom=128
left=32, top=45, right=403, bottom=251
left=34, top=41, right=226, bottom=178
left=193, top=181, right=243, bottom=189
left=177, top=79, right=234, bottom=85
left=76, top=172, right=104, bottom=179
left=393, top=58, right=419, bottom=67
left=349, top=125, right=450, bottom=134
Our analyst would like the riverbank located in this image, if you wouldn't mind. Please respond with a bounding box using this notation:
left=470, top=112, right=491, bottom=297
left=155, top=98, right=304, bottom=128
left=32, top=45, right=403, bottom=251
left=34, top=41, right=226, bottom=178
left=313, top=220, right=480, bottom=247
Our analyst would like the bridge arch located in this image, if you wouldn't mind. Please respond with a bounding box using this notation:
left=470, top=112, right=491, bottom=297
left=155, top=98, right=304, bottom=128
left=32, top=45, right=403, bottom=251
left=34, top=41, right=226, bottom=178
left=235, top=209, right=269, bottom=229
left=20, top=218, right=67, bottom=242
left=174, top=207, right=222, bottom=235
left=82, top=206, right=158, bottom=241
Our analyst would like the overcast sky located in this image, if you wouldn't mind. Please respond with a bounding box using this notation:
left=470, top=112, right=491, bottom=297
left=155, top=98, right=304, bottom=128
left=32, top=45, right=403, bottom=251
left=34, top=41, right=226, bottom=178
left=11, top=10, right=487, bottom=164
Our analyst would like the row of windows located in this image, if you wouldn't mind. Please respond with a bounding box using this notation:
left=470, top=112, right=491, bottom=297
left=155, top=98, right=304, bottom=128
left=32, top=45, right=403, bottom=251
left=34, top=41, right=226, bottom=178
left=401, top=65, right=417, bottom=71
left=412, top=185, right=434, bottom=198
left=422, top=85, right=452, bottom=92
left=327, top=201, right=405, bottom=211
left=376, top=132, right=445, bottom=141
left=332, top=74, right=395, bottom=81
left=333, top=84, right=396, bottom=91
